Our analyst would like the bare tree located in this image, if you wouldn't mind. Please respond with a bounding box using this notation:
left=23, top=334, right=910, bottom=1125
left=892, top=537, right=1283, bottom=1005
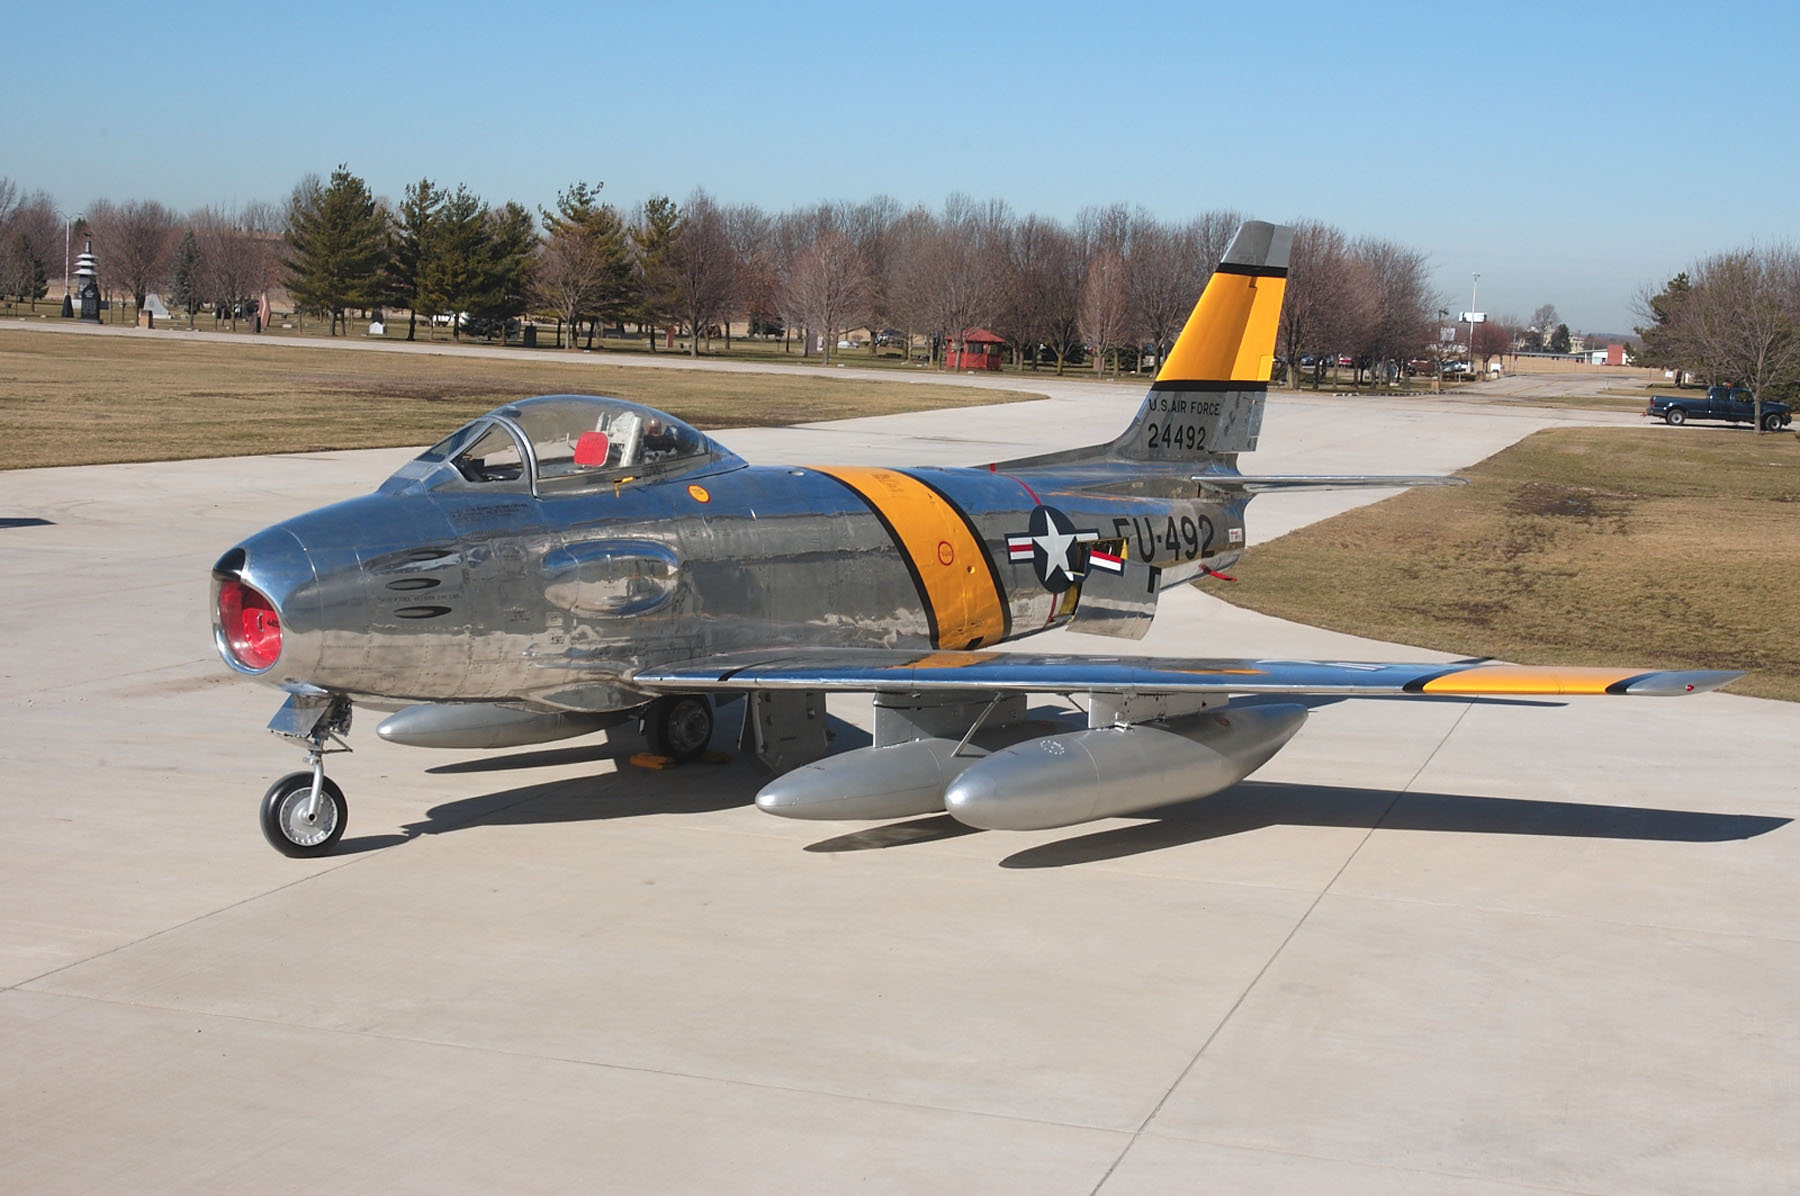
left=0, top=189, right=58, bottom=306
left=725, top=202, right=777, bottom=348
left=533, top=233, right=605, bottom=346
left=1075, top=203, right=1133, bottom=261
left=86, top=198, right=178, bottom=310
left=881, top=204, right=939, bottom=362
left=1126, top=216, right=1182, bottom=370
left=1471, top=318, right=1515, bottom=374
left=903, top=195, right=1009, bottom=369
left=845, top=195, right=902, bottom=352
left=1188, top=209, right=1243, bottom=279
left=1118, top=208, right=1243, bottom=374
left=1078, top=249, right=1130, bottom=377
left=993, top=214, right=1081, bottom=373
left=667, top=188, right=737, bottom=357
left=772, top=203, right=839, bottom=355
left=1278, top=220, right=1377, bottom=388
left=195, top=203, right=278, bottom=331
left=783, top=229, right=870, bottom=366
left=1682, top=246, right=1800, bottom=432
left=1033, top=225, right=1087, bottom=375
left=1351, top=237, right=1438, bottom=384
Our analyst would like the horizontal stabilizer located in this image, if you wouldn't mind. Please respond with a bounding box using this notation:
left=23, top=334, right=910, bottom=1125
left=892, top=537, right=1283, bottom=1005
left=1194, top=474, right=1468, bottom=493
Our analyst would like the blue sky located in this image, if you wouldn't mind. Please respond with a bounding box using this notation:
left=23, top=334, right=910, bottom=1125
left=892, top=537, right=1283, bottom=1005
left=10, top=0, right=1794, bottom=332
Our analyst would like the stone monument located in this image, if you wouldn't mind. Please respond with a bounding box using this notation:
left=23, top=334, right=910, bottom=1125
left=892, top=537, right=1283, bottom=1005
left=73, top=240, right=100, bottom=323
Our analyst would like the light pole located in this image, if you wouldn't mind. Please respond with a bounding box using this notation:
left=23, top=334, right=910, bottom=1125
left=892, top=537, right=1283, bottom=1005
left=55, top=210, right=81, bottom=318
left=1466, top=272, right=1480, bottom=365
left=56, top=210, right=79, bottom=298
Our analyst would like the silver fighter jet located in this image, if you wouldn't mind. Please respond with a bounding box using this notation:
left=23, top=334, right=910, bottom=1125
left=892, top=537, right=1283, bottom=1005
left=213, top=222, right=1738, bottom=856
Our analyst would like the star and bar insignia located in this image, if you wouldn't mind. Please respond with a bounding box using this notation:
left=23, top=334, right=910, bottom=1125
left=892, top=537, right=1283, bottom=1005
left=1006, top=505, right=1100, bottom=593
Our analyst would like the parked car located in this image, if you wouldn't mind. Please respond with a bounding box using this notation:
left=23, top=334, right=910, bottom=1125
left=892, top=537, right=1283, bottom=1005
left=1645, top=386, right=1792, bottom=431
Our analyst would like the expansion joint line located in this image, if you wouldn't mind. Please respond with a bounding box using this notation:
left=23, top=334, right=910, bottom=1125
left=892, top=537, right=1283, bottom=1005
left=1086, top=701, right=1476, bottom=1195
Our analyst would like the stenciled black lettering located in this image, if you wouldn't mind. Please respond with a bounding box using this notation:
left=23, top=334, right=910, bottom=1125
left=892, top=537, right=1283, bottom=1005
left=1180, top=515, right=1199, bottom=557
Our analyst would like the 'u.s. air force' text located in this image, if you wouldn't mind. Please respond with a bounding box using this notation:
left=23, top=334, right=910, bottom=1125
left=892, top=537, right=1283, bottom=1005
left=1143, top=395, right=1221, bottom=452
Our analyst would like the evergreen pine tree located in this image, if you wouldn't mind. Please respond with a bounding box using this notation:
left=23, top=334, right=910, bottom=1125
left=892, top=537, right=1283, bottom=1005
left=386, top=178, right=443, bottom=341
left=418, top=185, right=486, bottom=340
left=284, top=166, right=388, bottom=336
left=169, top=229, right=202, bottom=320
left=635, top=195, right=683, bottom=350
left=473, top=201, right=535, bottom=333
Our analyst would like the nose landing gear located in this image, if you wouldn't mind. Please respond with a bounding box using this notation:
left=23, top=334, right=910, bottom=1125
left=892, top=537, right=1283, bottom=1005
left=260, top=693, right=353, bottom=857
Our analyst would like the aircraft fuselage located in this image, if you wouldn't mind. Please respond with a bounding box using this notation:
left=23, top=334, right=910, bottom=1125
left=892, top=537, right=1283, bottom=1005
left=221, top=447, right=1245, bottom=713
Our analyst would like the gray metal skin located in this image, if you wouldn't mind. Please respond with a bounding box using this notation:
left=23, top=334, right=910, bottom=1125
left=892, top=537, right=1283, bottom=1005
left=213, top=396, right=1249, bottom=715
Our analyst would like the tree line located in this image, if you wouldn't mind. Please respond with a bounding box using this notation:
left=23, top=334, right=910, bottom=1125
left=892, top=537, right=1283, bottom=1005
left=5, top=167, right=1450, bottom=383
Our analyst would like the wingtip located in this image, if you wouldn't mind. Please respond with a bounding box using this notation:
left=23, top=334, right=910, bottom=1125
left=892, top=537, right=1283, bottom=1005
left=1616, top=670, right=1744, bottom=697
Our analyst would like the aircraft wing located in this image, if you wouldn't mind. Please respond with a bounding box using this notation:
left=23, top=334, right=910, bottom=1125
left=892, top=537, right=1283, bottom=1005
left=632, top=649, right=1739, bottom=699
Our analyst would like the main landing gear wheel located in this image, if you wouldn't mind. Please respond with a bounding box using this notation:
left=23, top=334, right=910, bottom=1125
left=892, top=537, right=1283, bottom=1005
left=260, top=772, right=348, bottom=858
left=642, top=694, right=714, bottom=763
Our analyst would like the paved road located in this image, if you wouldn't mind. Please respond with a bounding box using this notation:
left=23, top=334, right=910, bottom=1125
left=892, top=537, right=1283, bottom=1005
left=1, top=363, right=1794, bottom=1194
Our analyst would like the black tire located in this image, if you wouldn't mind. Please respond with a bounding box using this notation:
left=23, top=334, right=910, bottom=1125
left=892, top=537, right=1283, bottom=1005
left=260, top=772, right=347, bottom=857
left=1764, top=413, right=1783, bottom=432
left=642, top=694, right=714, bottom=762
left=1665, top=408, right=1686, bottom=425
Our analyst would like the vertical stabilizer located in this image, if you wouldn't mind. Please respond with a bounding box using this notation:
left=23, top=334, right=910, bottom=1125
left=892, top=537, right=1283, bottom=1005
left=1113, top=220, right=1291, bottom=462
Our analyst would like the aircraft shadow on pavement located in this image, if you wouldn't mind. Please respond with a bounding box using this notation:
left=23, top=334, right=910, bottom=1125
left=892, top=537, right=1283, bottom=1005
left=360, top=765, right=764, bottom=851
left=424, top=742, right=629, bottom=775
left=341, top=719, right=1789, bottom=864
left=355, top=708, right=863, bottom=850
left=995, top=780, right=1791, bottom=869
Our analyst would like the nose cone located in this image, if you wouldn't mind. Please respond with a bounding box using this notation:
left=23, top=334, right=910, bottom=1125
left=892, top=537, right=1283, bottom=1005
left=212, top=526, right=321, bottom=682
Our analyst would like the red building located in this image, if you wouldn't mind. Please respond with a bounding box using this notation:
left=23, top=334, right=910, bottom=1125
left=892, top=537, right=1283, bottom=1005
left=945, top=327, right=1005, bottom=371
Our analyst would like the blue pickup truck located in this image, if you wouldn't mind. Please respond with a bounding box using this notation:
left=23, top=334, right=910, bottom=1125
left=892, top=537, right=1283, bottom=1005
left=1645, top=386, right=1792, bottom=431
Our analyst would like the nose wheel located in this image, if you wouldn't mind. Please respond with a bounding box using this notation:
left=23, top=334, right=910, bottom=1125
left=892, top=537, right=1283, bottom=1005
left=260, top=692, right=354, bottom=857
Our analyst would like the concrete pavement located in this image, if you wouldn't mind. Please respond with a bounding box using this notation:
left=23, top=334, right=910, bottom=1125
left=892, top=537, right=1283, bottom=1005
left=1, top=382, right=1794, bottom=1194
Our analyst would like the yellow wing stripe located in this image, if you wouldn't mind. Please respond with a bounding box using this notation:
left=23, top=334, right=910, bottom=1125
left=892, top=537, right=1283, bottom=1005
left=1419, top=666, right=1644, bottom=696
left=813, top=466, right=1007, bottom=650
left=1156, top=272, right=1287, bottom=385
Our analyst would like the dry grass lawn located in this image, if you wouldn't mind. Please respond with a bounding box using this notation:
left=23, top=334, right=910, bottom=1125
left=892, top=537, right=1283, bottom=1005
left=1210, top=426, right=1800, bottom=700
left=1, top=332, right=1040, bottom=469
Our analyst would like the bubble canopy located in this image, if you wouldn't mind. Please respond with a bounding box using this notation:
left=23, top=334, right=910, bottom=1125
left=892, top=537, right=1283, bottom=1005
left=410, top=395, right=740, bottom=493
